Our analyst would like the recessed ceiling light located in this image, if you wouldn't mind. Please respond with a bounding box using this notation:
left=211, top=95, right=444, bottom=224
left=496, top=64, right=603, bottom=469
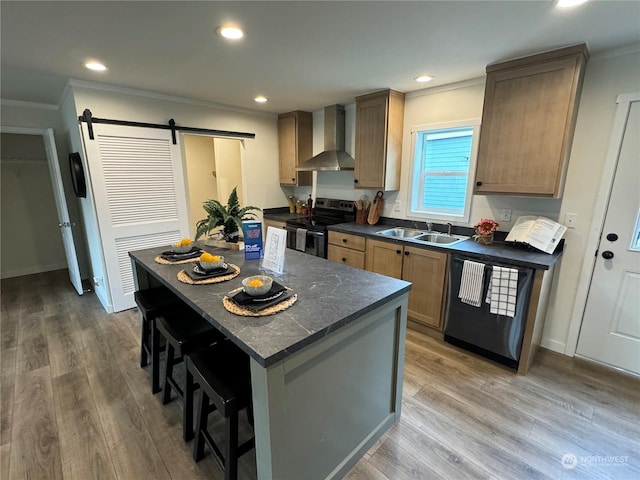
left=218, top=25, right=244, bottom=40
left=414, top=74, right=434, bottom=83
left=85, top=61, right=108, bottom=72
left=556, top=0, right=589, bottom=8
left=254, top=96, right=268, bottom=103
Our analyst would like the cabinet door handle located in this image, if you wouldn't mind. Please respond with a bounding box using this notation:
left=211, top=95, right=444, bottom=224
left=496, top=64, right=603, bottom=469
left=476, top=181, right=483, bottom=186
left=342, top=238, right=347, bottom=243
left=354, top=179, right=359, bottom=184
left=396, top=249, right=402, bottom=254
left=342, top=258, right=346, bottom=262
left=404, top=251, right=409, bottom=256
left=292, top=177, right=296, bottom=182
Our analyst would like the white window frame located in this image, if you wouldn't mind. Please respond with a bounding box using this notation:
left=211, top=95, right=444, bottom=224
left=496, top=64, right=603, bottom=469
left=408, top=118, right=481, bottom=224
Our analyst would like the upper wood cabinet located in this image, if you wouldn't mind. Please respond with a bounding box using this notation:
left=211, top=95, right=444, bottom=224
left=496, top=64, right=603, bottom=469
left=354, top=89, right=405, bottom=190
left=475, top=44, right=589, bottom=197
left=365, top=238, right=448, bottom=330
left=278, top=111, right=312, bottom=186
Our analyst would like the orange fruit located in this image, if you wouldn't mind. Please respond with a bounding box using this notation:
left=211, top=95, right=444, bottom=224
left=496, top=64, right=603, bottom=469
left=200, top=253, right=220, bottom=262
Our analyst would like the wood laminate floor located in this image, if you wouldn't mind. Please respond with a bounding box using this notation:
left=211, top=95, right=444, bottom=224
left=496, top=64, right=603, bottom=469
left=1, top=270, right=638, bottom=479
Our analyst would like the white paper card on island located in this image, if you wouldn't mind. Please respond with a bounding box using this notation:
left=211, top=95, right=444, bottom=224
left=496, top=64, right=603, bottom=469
left=261, top=226, right=287, bottom=274
left=505, top=216, right=567, bottom=254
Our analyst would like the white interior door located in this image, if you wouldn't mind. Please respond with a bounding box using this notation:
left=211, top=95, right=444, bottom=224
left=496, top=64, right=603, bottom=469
left=43, top=129, right=84, bottom=295
left=81, top=123, right=190, bottom=312
left=576, top=98, right=640, bottom=375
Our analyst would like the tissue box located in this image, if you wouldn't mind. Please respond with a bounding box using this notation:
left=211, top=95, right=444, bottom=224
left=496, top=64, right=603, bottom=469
left=242, top=221, right=263, bottom=260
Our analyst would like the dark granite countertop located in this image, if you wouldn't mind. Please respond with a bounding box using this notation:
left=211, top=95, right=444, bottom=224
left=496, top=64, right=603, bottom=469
left=129, top=243, right=411, bottom=368
left=328, top=222, right=562, bottom=270
left=263, top=211, right=307, bottom=222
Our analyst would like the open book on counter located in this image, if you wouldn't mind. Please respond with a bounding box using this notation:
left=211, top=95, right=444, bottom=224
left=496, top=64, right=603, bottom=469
left=505, top=216, right=567, bottom=254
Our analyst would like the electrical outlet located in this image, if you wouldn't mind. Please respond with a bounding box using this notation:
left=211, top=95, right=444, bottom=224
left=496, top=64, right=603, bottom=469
left=500, top=209, right=512, bottom=222
left=394, top=199, right=401, bottom=212
left=565, top=212, right=578, bottom=228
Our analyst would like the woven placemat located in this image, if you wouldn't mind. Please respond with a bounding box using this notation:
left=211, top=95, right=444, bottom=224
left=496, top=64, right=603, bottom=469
left=223, top=287, right=297, bottom=317
left=154, top=255, right=201, bottom=265
left=177, top=264, right=240, bottom=285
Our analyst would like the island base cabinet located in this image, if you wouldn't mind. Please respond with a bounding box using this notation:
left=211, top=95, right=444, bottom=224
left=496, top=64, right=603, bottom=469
left=249, top=295, right=408, bottom=480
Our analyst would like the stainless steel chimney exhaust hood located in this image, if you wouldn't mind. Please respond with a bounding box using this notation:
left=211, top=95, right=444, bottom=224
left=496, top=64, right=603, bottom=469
left=296, top=104, right=355, bottom=171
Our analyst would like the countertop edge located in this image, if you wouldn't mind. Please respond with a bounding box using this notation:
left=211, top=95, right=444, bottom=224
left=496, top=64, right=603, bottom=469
left=327, top=223, right=562, bottom=270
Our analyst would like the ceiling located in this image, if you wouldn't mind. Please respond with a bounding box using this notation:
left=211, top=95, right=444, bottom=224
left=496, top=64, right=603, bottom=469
left=2, top=1, right=639, bottom=114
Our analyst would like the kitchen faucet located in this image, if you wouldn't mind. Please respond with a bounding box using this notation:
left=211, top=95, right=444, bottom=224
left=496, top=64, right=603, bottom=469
left=447, top=223, right=453, bottom=235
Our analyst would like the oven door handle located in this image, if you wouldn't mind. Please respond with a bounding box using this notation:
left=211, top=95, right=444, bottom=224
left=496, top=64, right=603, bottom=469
left=285, top=226, right=325, bottom=237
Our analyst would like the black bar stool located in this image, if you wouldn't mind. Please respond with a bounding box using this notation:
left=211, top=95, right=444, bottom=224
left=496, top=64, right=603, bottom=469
left=187, top=341, right=254, bottom=480
left=134, top=286, right=185, bottom=394
left=155, top=311, right=226, bottom=442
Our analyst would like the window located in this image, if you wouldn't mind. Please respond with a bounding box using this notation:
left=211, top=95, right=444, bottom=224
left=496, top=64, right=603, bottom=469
left=409, top=120, right=480, bottom=222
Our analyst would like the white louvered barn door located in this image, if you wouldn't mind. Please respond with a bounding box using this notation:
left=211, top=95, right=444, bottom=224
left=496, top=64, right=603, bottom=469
left=81, top=123, right=189, bottom=312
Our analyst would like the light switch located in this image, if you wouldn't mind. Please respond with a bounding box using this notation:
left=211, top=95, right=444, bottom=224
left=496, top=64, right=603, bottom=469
left=394, top=200, right=401, bottom=212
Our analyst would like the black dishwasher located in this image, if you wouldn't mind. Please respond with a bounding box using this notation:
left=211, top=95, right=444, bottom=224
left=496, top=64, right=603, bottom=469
left=444, top=255, right=534, bottom=369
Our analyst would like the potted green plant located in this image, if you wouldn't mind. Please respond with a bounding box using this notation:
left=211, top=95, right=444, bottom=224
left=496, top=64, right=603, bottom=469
left=195, top=187, right=260, bottom=243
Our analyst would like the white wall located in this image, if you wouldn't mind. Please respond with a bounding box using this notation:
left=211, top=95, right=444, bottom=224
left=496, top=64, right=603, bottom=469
left=184, top=134, right=217, bottom=237
left=213, top=137, right=244, bottom=205
left=0, top=102, right=91, bottom=279
left=305, top=46, right=640, bottom=355
left=548, top=47, right=640, bottom=353
left=67, top=82, right=283, bottom=214
left=1, top=133, right=67, bottom=278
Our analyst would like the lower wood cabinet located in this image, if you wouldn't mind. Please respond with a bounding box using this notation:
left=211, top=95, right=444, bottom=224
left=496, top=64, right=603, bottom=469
left=263, top=219, right=286, bottom=238
left=327, top=231, right=366, bottom=269
left=365, top=238, right=448, bottom=330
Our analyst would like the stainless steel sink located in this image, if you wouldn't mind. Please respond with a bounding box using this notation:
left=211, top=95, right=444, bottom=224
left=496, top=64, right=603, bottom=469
left=414, top=233, right=465, bottom=245
left=375, top=227, right=426, bottom=238
left=375, top=227, right=469, bottom=246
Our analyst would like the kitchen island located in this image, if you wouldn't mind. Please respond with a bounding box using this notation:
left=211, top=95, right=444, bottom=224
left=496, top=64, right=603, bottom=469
left=129, top=244, right=411, bottom=480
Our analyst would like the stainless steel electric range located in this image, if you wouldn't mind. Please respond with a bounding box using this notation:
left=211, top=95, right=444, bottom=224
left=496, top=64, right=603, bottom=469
left=284, top=198, right=355, bottom=258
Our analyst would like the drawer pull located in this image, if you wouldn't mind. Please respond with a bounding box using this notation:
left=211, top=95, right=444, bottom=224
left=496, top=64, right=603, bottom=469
left=342, top=238, right=347, bottom=243
left=342, top=258, right=347, bottom=262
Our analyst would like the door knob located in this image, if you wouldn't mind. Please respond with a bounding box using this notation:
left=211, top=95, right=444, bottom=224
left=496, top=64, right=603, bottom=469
left=602, top=251, right=614, bottom=260
left=606, top=233, right=618, bottom=242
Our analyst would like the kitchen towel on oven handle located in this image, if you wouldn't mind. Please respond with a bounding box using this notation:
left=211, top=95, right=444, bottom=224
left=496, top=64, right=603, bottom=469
left=295, top=228, right=307, bottom=252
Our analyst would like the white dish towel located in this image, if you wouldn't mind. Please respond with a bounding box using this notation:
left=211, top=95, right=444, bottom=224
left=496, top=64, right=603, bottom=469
left=486, top=266, right=519, bottom=317
left=295, top=228, right=307, bottom=252
left=458, top=260, right=485, bottom=307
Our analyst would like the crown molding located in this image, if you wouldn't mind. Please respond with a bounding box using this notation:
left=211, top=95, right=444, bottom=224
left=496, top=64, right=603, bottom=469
left=405, top=77, right=486, bottom=99
left=591, top=42, right=640, bottom=60
left=66, top=79, right=277, bottom=118
left=0, top=99, right=59, bottom=111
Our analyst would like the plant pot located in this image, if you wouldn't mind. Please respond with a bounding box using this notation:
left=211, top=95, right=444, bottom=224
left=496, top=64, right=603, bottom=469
left=475, top=233, right=494, bottom=245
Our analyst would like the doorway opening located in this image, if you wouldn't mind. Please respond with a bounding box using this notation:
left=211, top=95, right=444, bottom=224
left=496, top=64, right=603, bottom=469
left=182, top=134, right=245, bottom=238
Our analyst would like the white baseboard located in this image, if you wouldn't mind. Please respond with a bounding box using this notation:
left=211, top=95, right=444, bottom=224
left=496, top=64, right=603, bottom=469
left=1, top=262, right=67, bottom=279
left=541, top=337, right=566, bottom=354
